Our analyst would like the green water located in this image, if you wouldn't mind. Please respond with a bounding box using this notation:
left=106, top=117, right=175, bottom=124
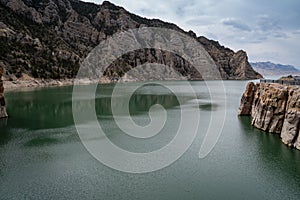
left=0, top=81, right=300, bottom=199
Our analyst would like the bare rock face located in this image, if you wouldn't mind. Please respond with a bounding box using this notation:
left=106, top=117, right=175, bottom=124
left=238, top=82, right=300, bottom=150
left=238, top=82, right=256, bottom=115
left=230, top=50, right=262, bottom=80
left=251, top=83, right=288, bottom=133
left=198, top=37, right=262, bottom=80
left=281, top=88, right=300, bottom=148
left=0, top=65, right=8, bottom=118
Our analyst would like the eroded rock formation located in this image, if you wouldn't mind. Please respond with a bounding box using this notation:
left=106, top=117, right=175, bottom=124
left=238, top=82, right=300, bottom=150
left=0, top=65, right=8, bottom=118
left=281, top=88, right=300, bottom=149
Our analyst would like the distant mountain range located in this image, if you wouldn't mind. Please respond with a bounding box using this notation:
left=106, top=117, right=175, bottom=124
left=251, top=62, right=300, bottom=76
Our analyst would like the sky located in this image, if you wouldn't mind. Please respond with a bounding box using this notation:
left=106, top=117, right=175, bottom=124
left=84, top=0, right=300, bottom=67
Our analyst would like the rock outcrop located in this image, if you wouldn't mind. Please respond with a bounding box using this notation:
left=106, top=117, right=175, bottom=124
left=281, top=88, right=300, bottom=149
left=198, top=37, right=261, bottom=80
left=238, top=82, right=300, bottom=150
left=0, top=65, right=8, bottom=118
left=0, top=0, right=261, bottom=81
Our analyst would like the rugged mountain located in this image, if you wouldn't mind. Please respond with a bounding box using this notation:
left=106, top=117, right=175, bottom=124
left=199, top=37, right=261, bottom=79
left=238, top=82, right=300, bottom=150
left=251, top=62, right=300, bottom=77
left=0, top=0, right=261, bottom=81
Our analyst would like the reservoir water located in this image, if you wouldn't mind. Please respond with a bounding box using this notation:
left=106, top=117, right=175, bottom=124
left=0, top=81, right=299, bottom=199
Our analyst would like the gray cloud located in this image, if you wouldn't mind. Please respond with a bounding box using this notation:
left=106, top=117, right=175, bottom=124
left=257, top=15, right=281, bottom=31
left=293, top=30, right=300, bottom=35
left=221, top=18, right=251, bottom=32
left=272, top=31, right=288, bottom=39
left=185, top=16, right=217, bottom=26
left=254, top=15, right=288, bottom=40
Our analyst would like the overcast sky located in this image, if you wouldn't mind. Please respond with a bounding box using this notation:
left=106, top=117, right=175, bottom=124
left=85, top=0, right=300, bottom=67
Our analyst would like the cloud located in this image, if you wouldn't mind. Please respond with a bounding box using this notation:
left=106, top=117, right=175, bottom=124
left=221, top=18, right=251, bottom=32
left=257, top=15, right=280, bottom=31
left=254, top=15, right=288, bottom=40
left=293, top=30, right=300, bottom=35
left=272, top=31, right=288, bottom=39
left=185, top=16, right=218, bottom=26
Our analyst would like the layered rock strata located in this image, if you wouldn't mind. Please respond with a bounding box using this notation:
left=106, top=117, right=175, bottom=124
left=238, top=82, right=300, bottom=150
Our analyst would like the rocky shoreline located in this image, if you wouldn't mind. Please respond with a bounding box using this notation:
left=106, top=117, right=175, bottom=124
left=4, top=79, right=74, bottom=91
left=238, top=82, right=300, bottom=150
left=2, top=77, right=114, bottom=91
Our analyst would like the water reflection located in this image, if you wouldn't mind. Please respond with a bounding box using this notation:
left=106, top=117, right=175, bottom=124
left=94, top=94, right=182, bottom=117
left=4, top=84, right=191, bottom=129
left=199, top=103, right=218, bottom=111
left=0, top=118, right=9, bottom=145
left=238, top=116, right=300, bottom=189
left=25, top=137, right=60, bottom=147
left=5, top=89, right=74, bottom=130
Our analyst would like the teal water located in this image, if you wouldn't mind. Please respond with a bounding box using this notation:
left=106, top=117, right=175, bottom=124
left=0, top=81, right=300, bottom=199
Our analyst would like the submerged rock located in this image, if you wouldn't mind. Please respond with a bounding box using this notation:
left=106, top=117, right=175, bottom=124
left=238, top=82, right=300, bottom=150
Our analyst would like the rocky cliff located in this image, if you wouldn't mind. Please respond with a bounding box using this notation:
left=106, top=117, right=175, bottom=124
left=238, top=82, right=300, bottom=150
left=0, top=65, right=8, bottom=118
left=0, top=0, right=262, bottom=81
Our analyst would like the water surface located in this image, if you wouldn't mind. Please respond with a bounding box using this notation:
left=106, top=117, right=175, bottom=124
left=0, top=81, right=299, bottom=200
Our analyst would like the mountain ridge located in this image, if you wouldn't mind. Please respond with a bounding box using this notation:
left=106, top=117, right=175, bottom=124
left=251, top=62, right=300, bottom=77
left=0, top=0, right=262, bottom=81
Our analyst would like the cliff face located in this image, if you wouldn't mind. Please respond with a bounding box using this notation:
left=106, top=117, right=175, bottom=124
left=0, top=0, right=261, bottom=81
left=0, top=65, right=8, bottom=118
left=238, top=82, right=300, bottom=150
left=281, top=88, right=300, bottom=149
left=198, top=37, right=262, bottom=80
